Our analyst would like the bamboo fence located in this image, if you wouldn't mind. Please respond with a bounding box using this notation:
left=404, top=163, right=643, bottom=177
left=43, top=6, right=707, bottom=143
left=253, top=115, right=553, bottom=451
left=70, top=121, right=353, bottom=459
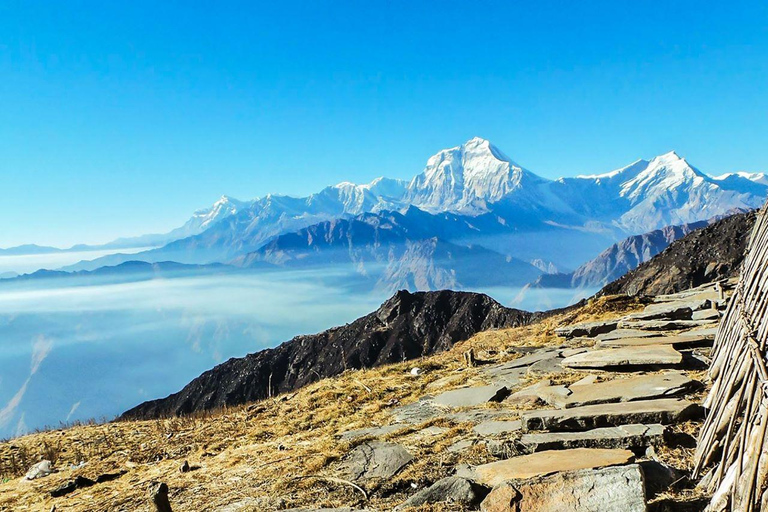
left=694, top=202, right=768, bottom=511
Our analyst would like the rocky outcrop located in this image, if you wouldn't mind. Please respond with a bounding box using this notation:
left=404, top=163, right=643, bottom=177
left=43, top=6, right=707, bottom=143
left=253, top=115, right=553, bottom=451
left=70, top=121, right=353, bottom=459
left=598, top=210, right=756, bottom=296
left=121, top=290, right=533, bottom=420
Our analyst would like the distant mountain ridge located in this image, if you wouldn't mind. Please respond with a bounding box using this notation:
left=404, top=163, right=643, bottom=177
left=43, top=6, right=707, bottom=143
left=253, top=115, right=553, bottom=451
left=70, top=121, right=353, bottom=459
left=45, top=137, right=768, bottom=276
left=234, top=207, right=543, bottom=291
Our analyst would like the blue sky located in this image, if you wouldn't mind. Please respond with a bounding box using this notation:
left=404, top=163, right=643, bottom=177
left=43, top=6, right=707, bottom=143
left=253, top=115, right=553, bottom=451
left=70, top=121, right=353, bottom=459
left=1, top=0, right=767, bottom=247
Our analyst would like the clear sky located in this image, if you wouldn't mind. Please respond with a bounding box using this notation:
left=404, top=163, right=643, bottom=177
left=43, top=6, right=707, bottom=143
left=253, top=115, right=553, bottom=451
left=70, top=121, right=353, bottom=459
left=1, top=1, right=767, bottom=247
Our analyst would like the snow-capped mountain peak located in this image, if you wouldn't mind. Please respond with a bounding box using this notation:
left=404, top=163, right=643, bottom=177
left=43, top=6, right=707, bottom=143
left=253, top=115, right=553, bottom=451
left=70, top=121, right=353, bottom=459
left=404, top=136, right=547, bottom=214
left=713, top=171, right=768, bottom=186
left=191, top=195, right=248, bottom=229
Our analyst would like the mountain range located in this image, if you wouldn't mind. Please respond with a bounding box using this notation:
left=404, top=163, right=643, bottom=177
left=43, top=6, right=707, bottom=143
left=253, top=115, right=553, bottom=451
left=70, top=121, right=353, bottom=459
left=8, top=137, right=767, bottom=292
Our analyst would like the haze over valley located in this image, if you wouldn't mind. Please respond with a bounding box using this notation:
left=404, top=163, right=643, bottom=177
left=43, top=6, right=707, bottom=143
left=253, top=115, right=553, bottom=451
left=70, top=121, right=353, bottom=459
left=0, top=137, right=765, bottom=437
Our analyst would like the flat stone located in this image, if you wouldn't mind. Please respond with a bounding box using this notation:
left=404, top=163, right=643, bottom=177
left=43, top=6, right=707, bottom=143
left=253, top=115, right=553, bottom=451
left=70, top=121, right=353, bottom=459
left=500, top=350, right=561, bottom=369
left=560, top=344, right=683, bottom=369
left=420, top=426, right=448, bottom=436
left=395, top=476, right=490, bottom=510
left=559, top=371, right=700, bottom=408
left=595, top=329, right=663, bottom=342
left=554, top=320, right=618, bottom=339
left=655, top=289, right=718, bottom=303
left=433, top=385, right=510, bottom=408
left=527, top=357, right=566, bottom=376
left=482, top=362, right=528, bottom=388
left=521, top=398, right=701, bottom=432
left=617, top=319, right=718, bottom=331
left=448, top=439, right=478, bottom=453
left=506, top=381, right=570, bottom=408
left=560, top=347, right=588, bottom=357
left=338, top=441, right=413, bottom=481
left=681, top=326, right=719, bottom=338
left=448, top=408, right=517, bottom=424
left=596, top=333, right=714, bottom=348
left=692, top=309, right=720, bottom=321
left=480, top=464, right=646, bottom=512
left=459, top=448, right=634, bottom=487
left=339, top=424, right=404, bottom=440
left=473, top=420, right=522, bottom=437
left=625, top=304, right=693, bottom=321
left=390, top=398, right=444, bottom=424
left=518, top=424, right=667, bottom=452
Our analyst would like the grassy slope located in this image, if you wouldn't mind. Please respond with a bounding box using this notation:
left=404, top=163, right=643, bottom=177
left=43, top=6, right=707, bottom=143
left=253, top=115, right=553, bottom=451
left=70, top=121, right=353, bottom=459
left=2, top=295, right=695, bottom=511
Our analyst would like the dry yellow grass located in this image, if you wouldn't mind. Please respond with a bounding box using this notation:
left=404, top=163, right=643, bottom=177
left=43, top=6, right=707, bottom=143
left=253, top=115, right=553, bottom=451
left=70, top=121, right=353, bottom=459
left=0, top=295, right=672, bottom=511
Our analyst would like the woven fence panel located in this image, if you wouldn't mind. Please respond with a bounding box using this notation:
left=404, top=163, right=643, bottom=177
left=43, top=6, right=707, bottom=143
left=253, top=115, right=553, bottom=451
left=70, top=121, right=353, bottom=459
left=694, top=203, right=768, bottom=511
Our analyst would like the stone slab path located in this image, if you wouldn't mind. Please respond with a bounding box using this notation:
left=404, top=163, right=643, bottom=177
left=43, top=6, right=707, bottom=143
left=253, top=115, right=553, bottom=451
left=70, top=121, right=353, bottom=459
left=330, top=280, right=731, bottom=510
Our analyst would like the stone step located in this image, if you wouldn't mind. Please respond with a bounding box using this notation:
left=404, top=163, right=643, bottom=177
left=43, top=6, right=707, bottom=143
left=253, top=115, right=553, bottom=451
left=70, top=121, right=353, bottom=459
left=554, top=320, right=618, bottom=339
left=557, top=372, right=700, bottom=408
left=520, top=398, right=701, bottom=432
left=692, top=309, right=720, bottom=321
left=595, top=329, right=664, bottom=342
left=457, top=447, right=634, bottom=487
left=517, top=424, right=667, bottom=453
left=433, top=385, right=510, bottom=408
left=596, top=332, right=714, bottom=348
left=560, top=344, right=683, bottom=369
left=480, top=464, right=646, bottom=512
left=506, top=372, right=698, bottom=409
left=617, top=319, right=718, bottom=331
left=473, top=419, right=522, bottom=437
left=624, top=304, right=693, bottom=322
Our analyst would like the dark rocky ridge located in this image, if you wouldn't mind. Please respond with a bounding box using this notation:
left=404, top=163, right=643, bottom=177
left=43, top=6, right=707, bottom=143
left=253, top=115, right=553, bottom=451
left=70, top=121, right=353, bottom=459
left=121, top=290, right=535, bottom=420
left=598, top=210, right=757, bottom=296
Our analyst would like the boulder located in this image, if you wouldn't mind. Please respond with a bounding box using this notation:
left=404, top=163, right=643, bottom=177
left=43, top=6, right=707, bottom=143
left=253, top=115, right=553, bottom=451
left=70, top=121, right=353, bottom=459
left=480, top=482, right=519, bottom=512
left=554, top=321, right=618, bottom=339
left=395, top=476, right=490, bottom=509
left=521, top=398, right=701, bottom=432
left=433, top=385, right=510, bottom=408
left=458, top=448, right=634, bottom=487
left=338, top=441, right=413, bottom=481
left=518, top=424, right=667, bottom=452
left=560, top=345, right=683, bottom=369
left=480, top=464, right=646, bottom=512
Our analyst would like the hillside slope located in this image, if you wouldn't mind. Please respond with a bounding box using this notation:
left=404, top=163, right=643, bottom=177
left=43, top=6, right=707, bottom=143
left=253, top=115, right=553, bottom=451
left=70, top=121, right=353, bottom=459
left=534, top=219, right=711, bottom=289
left=599, top=210, right=757, bottom=296
left=121, top=290, right=535, bottom=420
